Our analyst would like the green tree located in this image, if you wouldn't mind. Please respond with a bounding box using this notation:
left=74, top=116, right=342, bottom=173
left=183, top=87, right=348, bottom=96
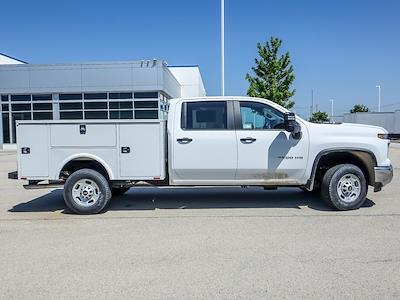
left=350, top=104, right=369, bottom=113
left=309, top=111, right=329, bottom=123
left=246, top=37, right=295, bottom=109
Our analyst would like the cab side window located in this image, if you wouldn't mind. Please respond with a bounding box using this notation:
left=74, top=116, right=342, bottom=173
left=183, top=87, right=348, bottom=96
left=182, top=101, right=228, bottom=130
left=239, top=101, right=285, bottom=130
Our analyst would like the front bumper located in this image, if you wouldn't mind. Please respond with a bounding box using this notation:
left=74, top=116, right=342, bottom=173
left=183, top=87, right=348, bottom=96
left=374, top=165, right=393, bottom=192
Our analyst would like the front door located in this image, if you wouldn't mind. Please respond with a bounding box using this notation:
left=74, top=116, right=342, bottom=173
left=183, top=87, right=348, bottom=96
left=235, top=101, right=309, bottom=185
left=171, top=100, right=237, bottom=184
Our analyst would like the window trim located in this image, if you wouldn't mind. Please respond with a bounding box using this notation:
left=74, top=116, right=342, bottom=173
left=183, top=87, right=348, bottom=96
left=180, top=100, right=235, bottom=131
left=234, top=100, right=286, bottom=131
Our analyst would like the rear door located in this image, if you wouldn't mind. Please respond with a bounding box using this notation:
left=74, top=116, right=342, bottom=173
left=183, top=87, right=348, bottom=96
left=171, top=100, right=237, bottom=183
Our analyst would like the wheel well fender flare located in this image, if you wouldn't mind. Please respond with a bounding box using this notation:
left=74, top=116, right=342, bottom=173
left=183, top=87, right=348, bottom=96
left=306, top=148, right=377, bottom=189
left=57, top=153, right=115, bottom=180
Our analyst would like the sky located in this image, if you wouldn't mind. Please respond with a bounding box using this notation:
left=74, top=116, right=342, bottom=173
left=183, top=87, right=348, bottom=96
left=1, top=0, right=400, bottom=118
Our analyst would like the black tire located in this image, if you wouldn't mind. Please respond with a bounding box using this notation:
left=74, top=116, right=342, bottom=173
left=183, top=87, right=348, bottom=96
left=63, top=168, right=111, bottom=214
left=112, top=187, right=130, bottom=196
left=321, top=164, right=367, bottom=210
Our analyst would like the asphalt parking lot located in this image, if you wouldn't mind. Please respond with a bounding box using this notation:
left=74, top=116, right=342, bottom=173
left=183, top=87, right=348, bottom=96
left=0, top=145, right=399, bottom=299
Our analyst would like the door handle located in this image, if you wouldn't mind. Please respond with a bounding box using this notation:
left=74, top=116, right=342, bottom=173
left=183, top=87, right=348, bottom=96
left=177, top=137, right=193, bottom=144
left=240, top=137, right=256, bottom=144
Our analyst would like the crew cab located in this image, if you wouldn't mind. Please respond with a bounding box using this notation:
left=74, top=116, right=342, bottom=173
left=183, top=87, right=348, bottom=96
left=9, top=96, right=393, bottom=214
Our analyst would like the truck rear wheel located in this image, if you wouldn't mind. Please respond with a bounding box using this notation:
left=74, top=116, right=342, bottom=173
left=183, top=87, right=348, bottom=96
left=63, top=169, right=111, bottom=214
left=321, top=164, right=367, bottom=210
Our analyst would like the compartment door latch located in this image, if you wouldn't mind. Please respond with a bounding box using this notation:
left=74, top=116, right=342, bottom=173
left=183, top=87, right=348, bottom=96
left=121, top=147, right=130, bottom=154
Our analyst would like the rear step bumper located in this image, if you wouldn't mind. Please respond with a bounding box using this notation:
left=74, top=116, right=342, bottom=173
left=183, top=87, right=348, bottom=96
left=23, top=181, right=64, bottom=190
left=7, top=171, right=64, bottom=189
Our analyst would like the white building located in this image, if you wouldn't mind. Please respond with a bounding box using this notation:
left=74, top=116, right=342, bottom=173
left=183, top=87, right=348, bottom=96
left=0, top=54, right=206, bottom=149
left=0, top=53, right=26, bottom=65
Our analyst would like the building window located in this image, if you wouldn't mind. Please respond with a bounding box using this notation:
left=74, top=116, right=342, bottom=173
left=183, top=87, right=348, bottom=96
left=2, top=113, right=10, bottom=143
left=134, top=91, right=158, bottom=99
left=109, top=101, right=133, bottom=109
left=11, top=95, right=31, bottom=101
left=59, top=93, right=82, bottom=100
left=134, top=101, right=158, bottom=109
left=32, top=94, right=52, bottom=101
left=60, top=102, right=83, bottom=110
left=135, top=110, right=158, bottom=119
left=33, top=112, right=53, bottom=120
left=60, top=111, right=83, bottom=120
left=84, top=93, right=107, bottom=100
left=33, top=103, right=53, bottom=110
left=109, top=92, right=132, bottom=99
left=84, top=111, right=108, bottom=119
left=110, top=110, right=133, bottom=119
left=11, top=103, right=31, bottom=111
left=2, top=90, right=169, bottom=143
left=84, top=102, right=107, bottom=110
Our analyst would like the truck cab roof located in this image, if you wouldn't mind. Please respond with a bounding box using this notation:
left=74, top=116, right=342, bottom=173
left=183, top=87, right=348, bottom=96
left=170, top=96, right=290, bottom=113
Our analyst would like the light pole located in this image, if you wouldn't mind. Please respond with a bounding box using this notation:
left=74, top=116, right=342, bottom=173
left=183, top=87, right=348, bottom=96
left=221, top=0, right=225, bottom=96
left=330, top=99, right=334, bottom=117
left=376, top=85, right=381, bottom=112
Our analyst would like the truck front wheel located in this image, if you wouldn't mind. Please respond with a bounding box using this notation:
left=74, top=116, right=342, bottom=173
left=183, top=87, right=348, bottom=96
left=63, top=169, right=111, bottom=214
left=321, top=164, right=367, bottom=210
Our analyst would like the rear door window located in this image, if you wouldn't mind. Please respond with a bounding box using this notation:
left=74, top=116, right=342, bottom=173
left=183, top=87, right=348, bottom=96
left=182, top=101, right=228, bottom=130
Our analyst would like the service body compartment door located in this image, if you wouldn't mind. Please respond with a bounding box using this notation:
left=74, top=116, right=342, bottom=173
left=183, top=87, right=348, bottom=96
left=119, top=123, right=165, bottom=179
left=17, top=124, right=49, bottom=178
left=50, top=124, right=116, bottom=147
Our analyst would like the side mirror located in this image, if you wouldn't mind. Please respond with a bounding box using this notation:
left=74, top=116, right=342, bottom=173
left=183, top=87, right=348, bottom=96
left=284, top=112, right=302, bottom=139
left=284, top=112, right=296, bottom=132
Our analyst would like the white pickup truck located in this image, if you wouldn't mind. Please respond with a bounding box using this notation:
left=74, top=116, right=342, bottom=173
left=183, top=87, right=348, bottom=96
left=9, top=96, right=393, bottom=214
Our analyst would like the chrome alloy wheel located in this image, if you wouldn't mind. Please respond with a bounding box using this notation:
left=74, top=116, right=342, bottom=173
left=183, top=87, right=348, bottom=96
left=336, top=173, right=361, bottom=203
left=72, top=179, right=100, bottom=207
